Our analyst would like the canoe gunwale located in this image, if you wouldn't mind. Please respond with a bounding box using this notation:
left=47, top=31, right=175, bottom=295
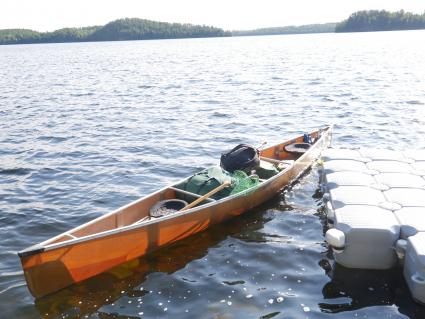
left=18, top=125, right=332, bottom=257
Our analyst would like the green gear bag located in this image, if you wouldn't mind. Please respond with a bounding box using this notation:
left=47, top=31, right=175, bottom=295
left=174, top=166, right=260, bottom=202
left=229, top=170, right=259, bottom=195
left=176, top=166, right=232, bottom=201
left=255, top=160, right=280, bottom=179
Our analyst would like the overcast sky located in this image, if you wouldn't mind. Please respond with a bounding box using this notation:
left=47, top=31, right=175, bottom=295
left=2, top=0, right=424, bottom=31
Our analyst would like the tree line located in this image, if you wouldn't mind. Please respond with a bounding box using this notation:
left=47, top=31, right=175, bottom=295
left=0, top=18, right=230, bottom=45
left=233, top=23, right=336, bottom=36
left=336, top=10, right=425, bottom=32
left=1, top=11, right=425, bottom=45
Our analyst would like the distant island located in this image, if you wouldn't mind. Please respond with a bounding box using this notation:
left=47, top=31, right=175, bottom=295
left=232, top=23, right=337, bottom=36
left=336, top=10, right=425, bottom=32
left=0, top=18, right=230, bottom=45
left=1, top=10, right=425, bottom=45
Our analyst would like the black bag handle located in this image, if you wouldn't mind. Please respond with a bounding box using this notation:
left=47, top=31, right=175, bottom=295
left=222, top=144, right=258, bottom=158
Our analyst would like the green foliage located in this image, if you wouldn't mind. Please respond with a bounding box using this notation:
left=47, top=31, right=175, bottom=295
left=0, top=27, right=100, bottom=44
left=3, top=10, right=423, bottom=45
left=87, top=18, right=230, bottom=41
left=43, top=26, right=100, bottom=42
left=336, top=10, right=425, bottom=32
left=0, top=29, right=41, bottom=44
left=0, top=18, right=231, bottom=44
left=0, top=19, right=229, bottom=45
left=233, top=23, right=337, bottom=36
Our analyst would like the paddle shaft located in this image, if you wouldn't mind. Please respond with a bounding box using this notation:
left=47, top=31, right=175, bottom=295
left=180, top=180, right=231, bottom=211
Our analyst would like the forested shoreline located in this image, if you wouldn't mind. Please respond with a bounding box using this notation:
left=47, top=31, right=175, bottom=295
left=1, top=10, right=425, bottom=45
left=336, top=10, right=425, bottom=32
left=232, top=23, right=336, bottom=36
left=0, top=18, right=230, bottom=45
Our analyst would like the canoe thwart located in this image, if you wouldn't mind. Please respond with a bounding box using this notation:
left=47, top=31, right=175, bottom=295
left=169, top=187, right=216, bottom=203
left=260, top=156, right=293, bottom=165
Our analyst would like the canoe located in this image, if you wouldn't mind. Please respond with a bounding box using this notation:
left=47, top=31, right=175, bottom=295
left=18, top=126, right=332, bottom=298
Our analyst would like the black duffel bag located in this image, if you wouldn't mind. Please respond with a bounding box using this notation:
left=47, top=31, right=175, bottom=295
left=220, top=144, right=260, bottom=173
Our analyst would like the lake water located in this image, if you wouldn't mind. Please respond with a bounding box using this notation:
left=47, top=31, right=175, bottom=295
left=1, top=30, right=425, bottom=319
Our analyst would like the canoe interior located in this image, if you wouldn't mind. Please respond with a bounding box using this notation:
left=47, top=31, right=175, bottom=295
left=38, top=128, right=324, bottom=247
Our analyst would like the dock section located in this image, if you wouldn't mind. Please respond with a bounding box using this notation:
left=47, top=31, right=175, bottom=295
left=321, top=148, right=425, bottom=304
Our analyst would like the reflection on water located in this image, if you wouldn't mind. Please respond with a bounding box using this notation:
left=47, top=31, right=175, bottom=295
left=321, top=265, right=425, bottom=318
left=34, top=173, right=425, bottom=319
left=35, top=199, right=277, bottom=318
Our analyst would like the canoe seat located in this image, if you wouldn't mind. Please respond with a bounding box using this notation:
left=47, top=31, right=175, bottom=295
left=131, top=188, right=216, bottom=226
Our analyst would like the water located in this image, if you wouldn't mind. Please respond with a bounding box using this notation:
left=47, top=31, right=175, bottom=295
left=1, top=30, right=425, bottom=318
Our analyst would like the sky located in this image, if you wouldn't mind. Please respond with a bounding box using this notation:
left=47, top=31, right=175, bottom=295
left=2, top=0, right=424, bottom=31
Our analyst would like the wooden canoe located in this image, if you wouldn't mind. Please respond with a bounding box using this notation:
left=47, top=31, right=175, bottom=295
left=18, top=126, right=332, bottom=298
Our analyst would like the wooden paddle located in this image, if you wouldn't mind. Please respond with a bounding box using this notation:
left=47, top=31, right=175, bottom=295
left=180, top=180, right=231, bottom=211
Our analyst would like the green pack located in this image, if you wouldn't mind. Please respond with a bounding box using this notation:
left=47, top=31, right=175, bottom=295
left=230, top=170, right=259, bottom=195
left=255, top=160, right=279, bottom=179
left=176, top=166, right=232, bottom=200
left=175, top=166, right=260, bottom=202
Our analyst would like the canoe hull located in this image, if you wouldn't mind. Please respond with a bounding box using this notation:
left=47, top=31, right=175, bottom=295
left=19, top=126, right=332, bottom=298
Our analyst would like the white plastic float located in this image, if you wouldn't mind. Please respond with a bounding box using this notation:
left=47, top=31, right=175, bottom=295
left=321, top=148, right=425, bottom=304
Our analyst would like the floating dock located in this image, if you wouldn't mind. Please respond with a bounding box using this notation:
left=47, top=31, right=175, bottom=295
left=321, top=148, right=425, bottom=304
